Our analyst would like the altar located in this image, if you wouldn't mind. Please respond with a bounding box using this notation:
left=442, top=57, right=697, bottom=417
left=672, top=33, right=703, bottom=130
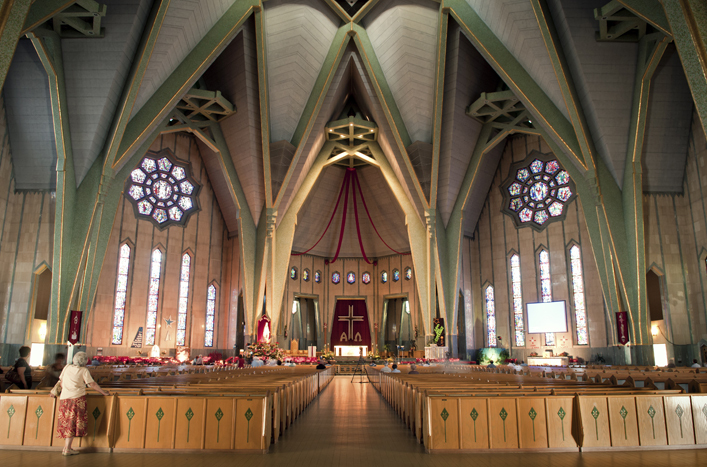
left=424, top=346, right=448, bottom=360
left=527, top=356, right=569, bottom=367
left=334, top=345, right=368, bottom=357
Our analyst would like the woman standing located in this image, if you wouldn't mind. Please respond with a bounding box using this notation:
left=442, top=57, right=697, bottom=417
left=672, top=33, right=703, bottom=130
left=50, top=352, right=110, bottom=456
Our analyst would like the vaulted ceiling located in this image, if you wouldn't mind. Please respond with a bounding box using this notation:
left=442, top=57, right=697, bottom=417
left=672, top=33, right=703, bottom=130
left=1, top=0, right=696, bottom=255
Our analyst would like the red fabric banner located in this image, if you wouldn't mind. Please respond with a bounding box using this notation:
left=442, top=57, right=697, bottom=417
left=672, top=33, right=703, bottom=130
left=68, top=310, right=83, bottom=344
left=257, top=315, right=272, bottom=343
left=330, top=299, right=372, bottom=350
left=616, top=311, right=629, bottom=345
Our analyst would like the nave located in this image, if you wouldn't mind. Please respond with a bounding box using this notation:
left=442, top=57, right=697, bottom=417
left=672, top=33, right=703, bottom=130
left=3, top=376, right=706, bottom=467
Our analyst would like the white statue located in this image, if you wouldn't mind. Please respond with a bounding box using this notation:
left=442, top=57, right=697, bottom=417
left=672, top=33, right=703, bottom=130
left=262, top=321, right=271, bottom=343
left=150, top=344, right=160, bottom=358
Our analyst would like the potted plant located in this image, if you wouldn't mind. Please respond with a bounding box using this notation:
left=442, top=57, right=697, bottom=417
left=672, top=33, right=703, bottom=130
left=382, top=344, right=391, bottom=357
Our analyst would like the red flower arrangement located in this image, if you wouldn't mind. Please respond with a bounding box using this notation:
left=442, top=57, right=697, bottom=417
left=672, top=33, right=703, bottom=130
left=247, top=341, right=286, bottom=361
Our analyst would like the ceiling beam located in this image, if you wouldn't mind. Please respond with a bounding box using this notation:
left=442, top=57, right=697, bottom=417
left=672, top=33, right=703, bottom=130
left=113, top=0, right=259, bottom=170
left=617, top=0, right=672, bottom=36
left=531, top=0, right=595, bottom=173
left=21, top=0, right=72, bottom=35
left=429, top=6, right=448, bottom=208
left=445, top=0, right=586, bottom=175
left=254, top=8, right=272, bottom=208
left=0, top=0, right=31, bottom=93
left=662, top=0, right=707, bottom=139
left=102, top=0, right=171, bottom=170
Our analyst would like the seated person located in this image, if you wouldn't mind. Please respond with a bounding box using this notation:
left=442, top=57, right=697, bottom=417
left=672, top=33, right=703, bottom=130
left=692, top=359, right=702, bottom=368
left=41, top=353, right=66, bottom=388
left=316, top=359, right=327, bottom=370
left=251, top=357, right=264, bottom=367
left=380, top=362, right=392, bottom=373
left=390, top=364, right=401, bottom=373
left=487, top=360, right=496, bottom=368
left=193, top=354, right=204, bottom=365
left=408, top=364, right=419, bottom=374
left=667, top=359, right=676, bottom=368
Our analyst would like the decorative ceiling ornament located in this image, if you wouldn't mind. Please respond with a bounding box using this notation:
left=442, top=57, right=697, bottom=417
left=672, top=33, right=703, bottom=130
left=500, top=150, right=576, bottom=231
left=125, top=148, right=201, bottom=230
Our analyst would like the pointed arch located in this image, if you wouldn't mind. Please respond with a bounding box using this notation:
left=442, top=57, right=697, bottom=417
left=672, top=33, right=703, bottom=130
left=483, top=281, right=496, bottom=348
left=567, top=242, right=588, bottom=346
left=145, top=246, right=165, bottom=346
left=508, top=251, right=525, bottom=347
left=110, top=242, right=133, bottom=345
left=205, top=281, right=218, bottom=347
left=536, top=246, right=554, bottom=345
left=176, top=250, right=193, bottom=346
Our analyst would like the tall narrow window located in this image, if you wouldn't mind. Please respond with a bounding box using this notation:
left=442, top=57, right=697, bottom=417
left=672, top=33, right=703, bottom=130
left=146, top=249, right=163, bottom=345
left=510, top=254, right=525, bottom=346
left=176, top=253, right=191, bottom=346
left=538, top=249, right=554, bottom=345
left=570, top=245, right=588, bottom=345
left=111, top=244, right=131, bottom=345
left=205, top=284, right=216, bottom=347
left=485, top=285, right=497, bottom=347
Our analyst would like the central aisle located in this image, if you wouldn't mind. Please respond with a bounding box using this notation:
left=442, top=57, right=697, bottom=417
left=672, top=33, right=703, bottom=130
left=3, top=376, right=707, bottom=467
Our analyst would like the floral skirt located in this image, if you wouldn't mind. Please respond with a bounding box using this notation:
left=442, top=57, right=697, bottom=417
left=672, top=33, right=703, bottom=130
left=56, top=396, right=88, bottom=438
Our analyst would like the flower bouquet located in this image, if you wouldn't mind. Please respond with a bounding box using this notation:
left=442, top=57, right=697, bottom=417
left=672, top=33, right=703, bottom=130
left=247, top=341, right=286, bottom=361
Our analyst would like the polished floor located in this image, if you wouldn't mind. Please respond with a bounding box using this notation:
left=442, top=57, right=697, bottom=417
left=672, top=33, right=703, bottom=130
left=3, top=376, right=707, bottom=467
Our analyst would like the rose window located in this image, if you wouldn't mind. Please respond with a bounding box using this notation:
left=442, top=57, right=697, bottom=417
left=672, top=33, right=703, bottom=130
left=125, top=149, right=200, bottom=229
left=500, top=152, right=576, bottom=230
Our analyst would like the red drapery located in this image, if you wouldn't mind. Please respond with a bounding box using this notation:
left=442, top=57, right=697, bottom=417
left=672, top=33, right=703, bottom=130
left=292, top=167, right=409, bottom=263
left=330, top=299, right=372, bottom=350
left=257, top=315, right=272, bottom=343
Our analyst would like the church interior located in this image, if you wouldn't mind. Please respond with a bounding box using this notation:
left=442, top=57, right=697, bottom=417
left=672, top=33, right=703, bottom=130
left=1, top=0, right=707, bottom=464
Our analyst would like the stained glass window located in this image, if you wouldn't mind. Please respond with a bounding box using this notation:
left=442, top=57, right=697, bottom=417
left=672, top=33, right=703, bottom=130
left=205, top=284, right=216, bottom=347
left=538, top=249, right=555, bottom=346
left=362, top=272, right=371, bottom=284
left=393, top=269, right=400, bottom=282
left=303, top=269, right=310, bottom=282
left=111, top=244, right=131, bottom=345
left=485, top=285, right=496, bottom=347
left=126, top=150, right=199, bottom=229
left=405, top=267, right=412, bottom=280
left=381, top=271, right=388, bottom=283
left=570, top=245, right=588, bottom=345
left=347, top=272, right=355, bottom=284
left=332, top=272, right=341, bottom=284
left=145, top=249, right=163, bottom=346
left=510, top=254, right=525, bottom=346
left=290, top=267, right=297, bottom=280
left=176, top=253, right=191, bottom=346
left=314, top=270, right=321, bottom=283
left=501, top=155, right=575, bottom=230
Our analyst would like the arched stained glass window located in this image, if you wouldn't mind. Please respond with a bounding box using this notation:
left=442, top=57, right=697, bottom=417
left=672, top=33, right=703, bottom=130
left=332, top=272, right=341, bottom=284
left=381, top=271, right=388, bottom=283
left=405, top=267, right=412, bottom=280
left=303, top=269, right=310, bottom=282
left=362, top=272, right=371, bottom=284
left=176, top=253, right=191, bottom=346
left=205, top=284, right=216, bottom=347
left=290, top=267, right=297, bottom=280
left=485, top=285, right=496, bottom=347
left=510, top=254, right=525, bottom=346
left=538, top=249, right=554, bottom=345
left=111, top=244, right=131, bottom=345
left=145, top=249, right=163, bottom=345
left=314, top=270, right=321, bottom=283
left=393, top=269, right=400, bottom=282
left=347, top=272, right=355, bottom=284
left=570, top=245, right=588, bottom=345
